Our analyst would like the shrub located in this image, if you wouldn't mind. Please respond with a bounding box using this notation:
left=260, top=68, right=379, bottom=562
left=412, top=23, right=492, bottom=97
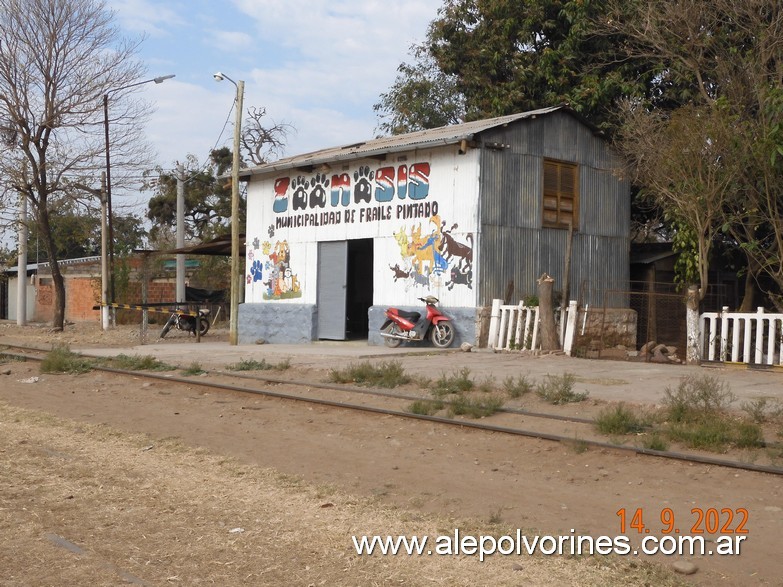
left=536, top=373, right=588, bottom=405
left=663, top=375, right=735, bottom=424
left=431, top=368, right=474, bottom=396
left=503, top=375, right=533, bottom=398
left=40, top=345, right=93, bottom=374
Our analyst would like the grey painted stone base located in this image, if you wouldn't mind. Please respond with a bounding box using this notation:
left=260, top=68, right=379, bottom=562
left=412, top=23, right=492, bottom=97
left=238, top=302, right=479, bottom=347
left=368, top=305, right=478, bottom=348
left=238, top=303, right=316, bottom=344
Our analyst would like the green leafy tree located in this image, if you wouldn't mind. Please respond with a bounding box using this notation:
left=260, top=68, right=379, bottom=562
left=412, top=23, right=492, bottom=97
left=376, top=0, right=663, bottom=134
left=145, top=148, right=236, bottom=245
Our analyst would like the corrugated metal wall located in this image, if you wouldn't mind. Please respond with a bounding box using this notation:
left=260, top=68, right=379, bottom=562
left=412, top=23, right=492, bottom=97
left=477, top=111, right=630, bottom=306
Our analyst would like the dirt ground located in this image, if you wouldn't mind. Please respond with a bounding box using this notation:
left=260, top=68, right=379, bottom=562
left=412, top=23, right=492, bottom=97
left=1, top=321, right=782, bottom=586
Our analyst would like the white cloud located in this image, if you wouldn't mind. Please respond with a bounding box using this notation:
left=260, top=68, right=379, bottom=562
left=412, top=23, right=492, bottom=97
left=106, top=0, right=187, bottom=38
left=208, top=30, right=256, bottom=53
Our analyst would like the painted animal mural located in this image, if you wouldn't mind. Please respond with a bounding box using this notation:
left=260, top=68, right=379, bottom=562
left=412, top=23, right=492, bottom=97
left=389, top=215, right=473, bottom=290
left=246, top=239, right=303, bottom=300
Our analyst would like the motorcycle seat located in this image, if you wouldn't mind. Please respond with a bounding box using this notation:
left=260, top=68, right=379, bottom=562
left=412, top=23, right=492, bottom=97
left=396, top=310, right=421, bottom=322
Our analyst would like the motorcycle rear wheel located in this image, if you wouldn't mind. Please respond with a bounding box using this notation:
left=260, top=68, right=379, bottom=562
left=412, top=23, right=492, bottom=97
left=431, top=322, right=455, bottom=348
left=198, top=316, right=210, bottom=336
left=382, top=323, right=403, bottom=348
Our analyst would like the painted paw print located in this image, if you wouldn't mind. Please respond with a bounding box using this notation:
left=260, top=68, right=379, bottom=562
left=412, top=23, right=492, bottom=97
left=309, top=173, right=330, bottom=209
left=250, top=259, right=264, bottom=282
left=252, top=237, right=260, bottom=250
left=353, top=166, right=373, bottom=203
left=291, top=175, right=309, bottom=211
left=267, top=224, right=275, bottom=238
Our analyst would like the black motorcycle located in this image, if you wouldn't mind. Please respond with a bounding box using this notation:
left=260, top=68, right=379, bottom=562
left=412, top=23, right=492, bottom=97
left=159, top=308, right=210, bottom=338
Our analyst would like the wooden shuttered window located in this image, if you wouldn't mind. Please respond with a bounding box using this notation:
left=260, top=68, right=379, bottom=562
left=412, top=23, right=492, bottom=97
left=542, top=159, right=578, bottom=230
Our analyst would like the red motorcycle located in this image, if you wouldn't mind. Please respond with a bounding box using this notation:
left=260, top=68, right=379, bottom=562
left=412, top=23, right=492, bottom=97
left=380, top=296, right=455, bottom=348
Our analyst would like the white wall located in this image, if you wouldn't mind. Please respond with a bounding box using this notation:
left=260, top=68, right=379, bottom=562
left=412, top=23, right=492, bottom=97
left=7, top=276, right=36, bottom=321
left=244, top=146, right=481, bottom=308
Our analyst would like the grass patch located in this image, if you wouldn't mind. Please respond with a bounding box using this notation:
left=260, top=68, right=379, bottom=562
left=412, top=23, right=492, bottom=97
left=225, top=358, right=291, bottom=371
left=430, top=368, right=474, bottom=397
left=476, top=375, right=496, bottom=393
left=328, top=360, right=410, bottom=388
left=503, top=375, right=533, bottom=398
left=182, top=362, right=205, bottom=376
left=107, top=354, right=176, bottom=371
left=595, top=403, right=649, bottom=435
left=536, top=373, right=588, bottom=405
left=639, top=434, right=669, bottom=451
left=447, top=393, right=504, bottom=418
left=40, top=345, right=93, bottom=374
left=406, top=399, right=444, bottom=416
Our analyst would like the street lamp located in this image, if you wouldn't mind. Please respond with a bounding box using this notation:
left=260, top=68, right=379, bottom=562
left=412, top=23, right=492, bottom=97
left=102, top=74, right=175, bottom=322
left=213, top=71, right=245, bottom=346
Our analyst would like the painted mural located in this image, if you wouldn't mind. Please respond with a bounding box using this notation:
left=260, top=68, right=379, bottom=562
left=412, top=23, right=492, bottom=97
left=246, top=157, right=478, bottom=304
left=390, top=216, right=473, bottom=291
left=246, top=238, right=302, bottom=300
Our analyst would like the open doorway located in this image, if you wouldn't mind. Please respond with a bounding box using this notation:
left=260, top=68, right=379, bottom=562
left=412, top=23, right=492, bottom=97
left=316, top=238, right=374, bottom=340
left=345, top=238, right=374, bottom=339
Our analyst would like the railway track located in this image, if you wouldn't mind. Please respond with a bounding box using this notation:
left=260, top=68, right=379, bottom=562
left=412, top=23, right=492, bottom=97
left=2, top=342, right=782, bottom=477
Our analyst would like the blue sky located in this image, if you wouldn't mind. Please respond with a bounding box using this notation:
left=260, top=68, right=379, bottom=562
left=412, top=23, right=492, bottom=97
left=107, top=0, right=443, bottom=173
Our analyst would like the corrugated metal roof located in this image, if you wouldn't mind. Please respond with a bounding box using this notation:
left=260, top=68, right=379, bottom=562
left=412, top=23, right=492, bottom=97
left=241, top=105, right=596, bottom=178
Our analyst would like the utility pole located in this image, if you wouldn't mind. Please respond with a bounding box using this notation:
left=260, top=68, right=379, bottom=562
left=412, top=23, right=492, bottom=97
left=16, top=190, right=27, bottom=326
left=176, top=162, right=186, bottom=304
left=100, top=172, right=110, bottom=330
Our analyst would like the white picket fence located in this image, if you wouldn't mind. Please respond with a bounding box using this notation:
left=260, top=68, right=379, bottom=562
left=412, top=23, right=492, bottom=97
left=487, top=299, right=578, bottom=354
left=699, top=307, right=783, bottom=366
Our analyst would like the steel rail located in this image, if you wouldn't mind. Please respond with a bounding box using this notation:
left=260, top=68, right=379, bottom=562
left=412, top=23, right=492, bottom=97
left=2, top=344, right=783, bottom=476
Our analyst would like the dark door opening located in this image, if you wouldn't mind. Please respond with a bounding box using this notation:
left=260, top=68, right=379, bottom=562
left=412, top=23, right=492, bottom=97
left=345, top=238, right=374, bottom=339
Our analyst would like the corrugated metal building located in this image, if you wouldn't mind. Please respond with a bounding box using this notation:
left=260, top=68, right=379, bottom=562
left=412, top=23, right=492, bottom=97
left=238, top=106, right=630, bottom=346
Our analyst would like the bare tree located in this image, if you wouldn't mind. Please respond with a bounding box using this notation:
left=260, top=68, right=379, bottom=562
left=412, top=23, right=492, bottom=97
left=0, top=0, right=152, bottom=330
left=240, top=106, right=294, bottom=166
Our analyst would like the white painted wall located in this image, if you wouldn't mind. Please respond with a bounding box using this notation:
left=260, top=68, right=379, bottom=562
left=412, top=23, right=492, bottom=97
left=244, top=145, right=481, bottom=308
left=7, top=276, right=36, bottom=321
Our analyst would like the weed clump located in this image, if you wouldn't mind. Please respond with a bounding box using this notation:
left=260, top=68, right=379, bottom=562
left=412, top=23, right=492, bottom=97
left=661, top=376, right=763, bottom=451
left=431, top=368, right=474, bottom=396
left=406, top=399, right=444, bottom=416
left=40, top=345, right=93, bottom=374
left=503, top=375, right=533, bottom=398
left=448, top=394, right=504, bottom=418
left=226, top=358, right=291, bottom=371
left=182, top=362, right=205, bottom=376
left=595, top=403, right=649, bottom=435
left=328, top=360, right=410, bottom=388
left=108, top=354, right=175, bottom=371
left=536, top=373, right=588, bottom=404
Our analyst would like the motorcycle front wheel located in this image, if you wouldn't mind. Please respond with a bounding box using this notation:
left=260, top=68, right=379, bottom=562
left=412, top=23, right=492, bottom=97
left=431, top=322, right=455, bottom=348
left=382, top=323, right=403, bottom=348
left=159, top=314, right=176, bottom=338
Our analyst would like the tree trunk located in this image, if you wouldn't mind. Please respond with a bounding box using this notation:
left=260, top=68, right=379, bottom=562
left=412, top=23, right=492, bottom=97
left=685, top=285, right=700, bottom=365
left=537, top=273, right=560, bottom=351
left=738, top=257, right=759, bottom=313
left=37, top=205, right=66, bottom=330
